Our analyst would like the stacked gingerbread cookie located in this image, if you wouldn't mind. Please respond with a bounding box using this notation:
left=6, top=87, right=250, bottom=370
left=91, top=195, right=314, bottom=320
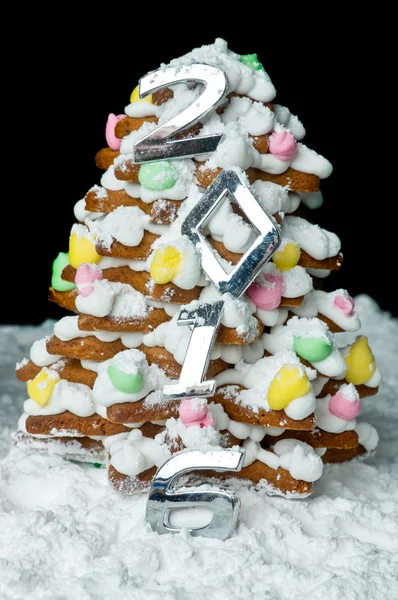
left=15, top=39, right=380, bottom=498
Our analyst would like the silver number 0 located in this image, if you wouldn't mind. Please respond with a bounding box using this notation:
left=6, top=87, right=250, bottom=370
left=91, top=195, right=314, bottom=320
left=146, top=449, right=245, bottom=540
left=134, top=63, right=229, bottom=163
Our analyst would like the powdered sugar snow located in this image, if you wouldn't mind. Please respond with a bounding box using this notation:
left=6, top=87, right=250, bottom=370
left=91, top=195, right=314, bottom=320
left=1, top=296, right=397, bottom=599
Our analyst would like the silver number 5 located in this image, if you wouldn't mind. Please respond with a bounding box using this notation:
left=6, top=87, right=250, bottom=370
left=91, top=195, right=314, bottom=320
left=134, top=63, right=229, bottom=163
left=145, top=449, right=245, bottom=540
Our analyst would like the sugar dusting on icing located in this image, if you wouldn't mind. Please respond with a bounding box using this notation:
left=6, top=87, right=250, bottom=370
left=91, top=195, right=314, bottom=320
left=23, top=379, right=96, bottom=418
left=93, top=350, right=169, bottom=408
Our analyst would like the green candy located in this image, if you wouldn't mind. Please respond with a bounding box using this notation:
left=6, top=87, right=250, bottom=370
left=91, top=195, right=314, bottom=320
left=51, top=252, right=76, bottom=292
left=138, top=161, right=178, bottom=191
left=107, top=365, right=144, bottom=394
left=293, top=336, right=333, bottom=363
left=240, top=53, right=264, bottom=71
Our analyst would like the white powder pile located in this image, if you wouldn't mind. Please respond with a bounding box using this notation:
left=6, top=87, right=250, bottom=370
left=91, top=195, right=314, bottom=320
left=0, top=296, right=397, bottom=599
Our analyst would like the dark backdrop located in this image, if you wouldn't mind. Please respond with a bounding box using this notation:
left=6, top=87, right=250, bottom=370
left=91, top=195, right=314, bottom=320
left=4, top=18, right=396, bottom=324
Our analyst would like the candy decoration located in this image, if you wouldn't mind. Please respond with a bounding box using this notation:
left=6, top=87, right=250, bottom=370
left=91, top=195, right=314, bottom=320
left=272, top=241, right=301, bottom=272
left=329, top=390, right=361, bottom=420
left=51, top=252, right=76, bottom=292
left=293, top=336, right=332, bottom=362
left=240, top=53, right=264, bottom=71
left=246, top=273, right=284, bottom=310
left=334, top=293, right=355, bottom=316
left=107, top=365, right=144, bottom=394
left=344, top=336, right=376, bottom=385
left=69, top=232, right=101, bottom=269
left=269, top=131, right=297, bottom=161
left=179, top=398, right=215, bottom=428
left=150, top=246, right=183, bottom=284
left=138, top=161, right=178, bottom=191
left=130, top=85, right=153, bottom=104
left=27, top=368, right=60, bottom=407
left=268, top=365, right=311, bottom=410
left=105, top=113, right=125, bottom=151
left=75, top=263, right=103, bottom=297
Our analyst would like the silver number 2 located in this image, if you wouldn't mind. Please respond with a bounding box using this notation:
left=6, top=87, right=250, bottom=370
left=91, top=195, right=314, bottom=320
left=134, top=63, right=229, bottom=163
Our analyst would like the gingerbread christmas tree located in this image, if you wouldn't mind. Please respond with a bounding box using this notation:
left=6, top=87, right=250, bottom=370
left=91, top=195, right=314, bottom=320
left=14, top=39, right=381, bottom=498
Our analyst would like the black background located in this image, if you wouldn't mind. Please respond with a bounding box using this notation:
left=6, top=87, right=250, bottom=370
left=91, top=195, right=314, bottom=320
left=4, top=16, right=396, bottom=324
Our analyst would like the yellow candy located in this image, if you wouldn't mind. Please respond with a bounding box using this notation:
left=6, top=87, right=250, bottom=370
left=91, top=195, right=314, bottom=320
left=344, top=336, right=376, bottom=385
left=272, top=241, right=301, bottom=272
left=150, top=246, right=183, bottom=284
left=130, top=85, right=153, bottom=104
left=268, top=365, right=311, bottom=410
left=27, top=368, right=60, bottom=407
left=69, top=233, right=101, bottom=269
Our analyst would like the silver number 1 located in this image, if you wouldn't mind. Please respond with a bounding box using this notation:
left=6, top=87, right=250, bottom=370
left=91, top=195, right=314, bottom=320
left=134, top=63, right=229, bottom=163
left=161, top=301, right=224, bottom=401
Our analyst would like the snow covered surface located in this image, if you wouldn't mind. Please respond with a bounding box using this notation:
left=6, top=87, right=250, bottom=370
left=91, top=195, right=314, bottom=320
left=0, top=296, right=397, bottom=599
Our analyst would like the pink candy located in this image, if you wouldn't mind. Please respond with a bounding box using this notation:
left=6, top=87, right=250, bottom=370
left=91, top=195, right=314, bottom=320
left=75, top=263, right=103, bottom=297
left=105, top=113, right=125, bottom=150
left=329, top=391, right=361, bottom=420
left=179, top=398, right=215, bottom=429
left=246, top=273, right=285, bottom=310
left=269, top=130, right=297, bottom=161
left=334, top=294, right=355, bottom=316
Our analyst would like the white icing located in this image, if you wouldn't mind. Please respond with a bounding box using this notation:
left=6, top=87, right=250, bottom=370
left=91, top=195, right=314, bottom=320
left=281, top=216, right=341, bottom=260
left=307, top=268, right=331, bottom=279
left=70, top=223, right=96, bottom=245
left=273, top=105, right=306, bottom=140
left=298, top=191, right=323, bottom=209
left=290, top=143, right=333, bottom=179
left=168, top=38, right=276, bottom=103
left=100, top=165, right=126, bottom=191
left=53, top=315, right=144, bottom=348
left=30, top=338, right=63, bottom=367
left=215, top=351, right=317, bottom=420
left=74, top=198, right=105, bottom=223
left=105, top=429, right=171, bottom=477
left=207, top=196, right=255, bottom=253
left=97, top=256, right=147, bottom=272
left=243, top=438, right=323, bottom=482
left=252, top=181, right=299, bottom=215
left=76, top=280, right=150, bottom=319
left=272, top=439, right=323, bottom=482
left=312, top=376, right=329, bottom=397
left=166, top=417, right=222, bottom=449
left=199, top=288, right=259, bottom=338
left=124, top=102, right=159, bottom=118
left=54, top=316, right=120, bottom=343
left=263, top=317, right=347, bottom=378
left=255, top=306, right=288, bottom=328
left=222, top=96, right=274, bottom=135
left=363, top=368, right=382, bottom=388
left=24, top=378, right=96, bottom=417
left=290, top=289, right=361, bottom=332
left=93, top=349, right=168, bottom=407
left=315, top=393, right=357, bottom=434
left=146, top=235, right=201, bottom=290
left=88, top=206, right=150, bottom=248
left=356, top=422, right=379, bottom=452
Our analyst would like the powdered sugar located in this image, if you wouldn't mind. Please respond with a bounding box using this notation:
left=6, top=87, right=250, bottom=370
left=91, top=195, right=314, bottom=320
left=1, top=296, right=397, bottom=599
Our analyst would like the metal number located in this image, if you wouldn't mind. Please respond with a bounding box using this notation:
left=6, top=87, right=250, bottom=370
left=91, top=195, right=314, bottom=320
left=182, top=168, right=281, bottom=298
left=146, top=449, right=245, bottom=540
left=134, top=63, right=228, bottom=162
left=162, top=301, right=224, bottom=401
